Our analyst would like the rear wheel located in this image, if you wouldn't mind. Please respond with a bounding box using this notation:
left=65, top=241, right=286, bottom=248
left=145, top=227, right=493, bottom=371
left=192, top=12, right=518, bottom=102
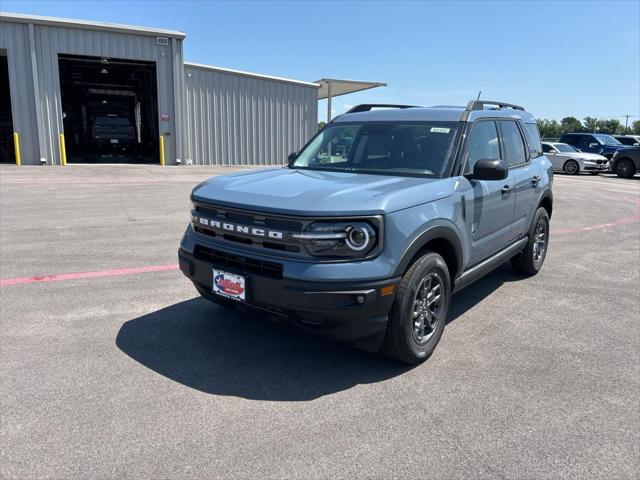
left=382, top=251, right=450, bottom=364
left=563, top=159, right=579, bottom=175
left=511, top=207, right=550, bottom=276
left=615, top=158, right=636, bottom=178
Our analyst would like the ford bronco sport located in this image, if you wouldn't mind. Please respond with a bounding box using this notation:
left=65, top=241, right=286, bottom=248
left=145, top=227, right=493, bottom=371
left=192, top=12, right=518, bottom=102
left=179, top=100, right=553, bottom=364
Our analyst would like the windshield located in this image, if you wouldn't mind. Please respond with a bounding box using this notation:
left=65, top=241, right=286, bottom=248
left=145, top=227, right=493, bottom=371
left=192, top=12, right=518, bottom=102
left=94, top=116, right=130, bottom=126
left=555, top=143, right=578, bottom=153
left=594, top=134, right=622, bottom=146
left=291, top=122, right=459, bottom=177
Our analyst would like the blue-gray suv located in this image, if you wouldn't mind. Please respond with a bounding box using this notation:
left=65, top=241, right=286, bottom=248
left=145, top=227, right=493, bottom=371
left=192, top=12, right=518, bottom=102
left=179, top=100, right=554, bottom=364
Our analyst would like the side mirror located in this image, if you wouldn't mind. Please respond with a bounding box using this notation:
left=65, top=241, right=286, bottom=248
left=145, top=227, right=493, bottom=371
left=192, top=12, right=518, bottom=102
left=588, top=143, right=599, bottom=148
left=287, top=151, right=297, bottom=164
left=468, top=158, right=508, bottom=181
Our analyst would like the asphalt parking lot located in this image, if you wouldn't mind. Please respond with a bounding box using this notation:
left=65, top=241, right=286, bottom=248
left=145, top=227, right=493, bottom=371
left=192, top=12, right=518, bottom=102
left=1, top=165, right=639, bottom=479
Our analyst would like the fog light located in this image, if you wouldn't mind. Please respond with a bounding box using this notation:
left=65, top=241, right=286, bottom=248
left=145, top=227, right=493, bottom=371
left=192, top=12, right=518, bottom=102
left=355, top=294, right=366, bottom=304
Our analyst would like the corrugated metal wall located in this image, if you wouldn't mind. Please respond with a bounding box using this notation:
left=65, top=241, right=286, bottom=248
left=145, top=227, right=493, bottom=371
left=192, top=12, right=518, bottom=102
left=0, top=18, right=183, bottom=165
left=0, top=22, right=40, bottom=163
left=184, top=64, right=318, bottom=165
left=0, top=16, right=318, bottom=167
left=36, top=25, right=184, bottom=166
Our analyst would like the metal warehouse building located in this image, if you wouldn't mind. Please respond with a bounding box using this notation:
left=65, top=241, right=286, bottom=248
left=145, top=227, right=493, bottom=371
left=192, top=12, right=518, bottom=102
left=0, top=12, right=322, bottom=166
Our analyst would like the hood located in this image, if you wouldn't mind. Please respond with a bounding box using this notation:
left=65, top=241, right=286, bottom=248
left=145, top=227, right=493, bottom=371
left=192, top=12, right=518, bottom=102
left=191, top=167, right=454, bottom=216
left=603, top=144, right=632, bottom=152
left=578, top=152, right=608, bottom=161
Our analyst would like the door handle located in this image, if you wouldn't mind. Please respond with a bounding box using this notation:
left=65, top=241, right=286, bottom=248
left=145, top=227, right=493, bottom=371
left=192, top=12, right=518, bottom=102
left=532, top=175, right=541, bottom=185
left=501, top=185, right=513, bottom=194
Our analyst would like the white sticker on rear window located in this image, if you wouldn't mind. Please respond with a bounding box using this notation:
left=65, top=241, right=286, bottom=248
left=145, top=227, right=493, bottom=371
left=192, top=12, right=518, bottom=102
left=430, top=127, right=450, bottom=133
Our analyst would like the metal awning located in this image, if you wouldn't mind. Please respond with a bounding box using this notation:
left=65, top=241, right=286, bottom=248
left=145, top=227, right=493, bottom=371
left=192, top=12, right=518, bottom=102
left=315, top=78, right=387, bottom=122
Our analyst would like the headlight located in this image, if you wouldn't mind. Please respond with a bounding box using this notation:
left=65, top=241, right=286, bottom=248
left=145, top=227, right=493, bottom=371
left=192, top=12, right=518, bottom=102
left=292, top=220, right=379, bottom=258
left=190, top=200, right=197, bottom=225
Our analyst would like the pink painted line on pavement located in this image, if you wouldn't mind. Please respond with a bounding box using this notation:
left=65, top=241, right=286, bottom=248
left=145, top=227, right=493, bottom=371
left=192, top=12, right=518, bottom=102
left=0, top=264, right=179, bottom=287
left=2, top=200, right=639, bottom=288
left=552, top=198, right=640, bottom=235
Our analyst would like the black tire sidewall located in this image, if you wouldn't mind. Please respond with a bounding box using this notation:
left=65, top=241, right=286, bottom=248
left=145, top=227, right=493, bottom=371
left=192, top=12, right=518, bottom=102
left=394, top=253, right=451, bottom=361
left=525, top=208, right=550, bottom=273
left=616, top=159, right=636, bottom=178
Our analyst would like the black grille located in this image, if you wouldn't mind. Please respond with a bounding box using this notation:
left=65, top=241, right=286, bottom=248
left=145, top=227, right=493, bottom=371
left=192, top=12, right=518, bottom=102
left=194, top=245, right=283, bottom=280
left=193, top=202, right=304, bottom=254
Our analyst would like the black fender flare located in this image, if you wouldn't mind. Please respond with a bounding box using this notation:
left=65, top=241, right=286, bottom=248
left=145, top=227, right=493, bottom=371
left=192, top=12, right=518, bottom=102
left=393, top=224, right=464, bottom=280
left=537, top=187, right=553, bottom=219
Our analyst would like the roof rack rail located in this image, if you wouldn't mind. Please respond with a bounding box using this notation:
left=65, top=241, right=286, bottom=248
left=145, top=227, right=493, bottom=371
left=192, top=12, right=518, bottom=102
left=346, top=104, right=418, bottom=114
left=466, top=100, right=525, bottom=111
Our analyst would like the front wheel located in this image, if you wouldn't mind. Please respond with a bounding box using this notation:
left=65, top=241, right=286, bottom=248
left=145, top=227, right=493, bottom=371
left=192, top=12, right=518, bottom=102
left=563, top=160, right=580, bottom=175
left=511, top=208, right=550, bottom=276
left=615, top=158, right=637, bottom=178
left=381, top=252, right=451, bottom=364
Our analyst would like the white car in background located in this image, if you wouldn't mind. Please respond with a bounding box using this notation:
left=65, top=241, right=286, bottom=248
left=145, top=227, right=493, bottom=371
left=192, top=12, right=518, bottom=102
left=542, top=142, right=609, bottom=175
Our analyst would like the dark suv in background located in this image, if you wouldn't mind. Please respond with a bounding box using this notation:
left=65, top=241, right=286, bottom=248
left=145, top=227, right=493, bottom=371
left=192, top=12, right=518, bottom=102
left=610, top=147, right=640, bottom=178
left=559, top=133, right=628, bottom=161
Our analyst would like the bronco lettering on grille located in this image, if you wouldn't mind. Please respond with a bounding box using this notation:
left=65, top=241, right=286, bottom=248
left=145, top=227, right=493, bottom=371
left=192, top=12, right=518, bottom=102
left=195, top=216, right=284, bottom=239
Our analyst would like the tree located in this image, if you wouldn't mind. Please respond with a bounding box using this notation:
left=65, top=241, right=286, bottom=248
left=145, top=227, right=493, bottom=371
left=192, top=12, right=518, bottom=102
left=560, top=117, right=583, bottom=134
left=537, top=119, right=561, bottom=140
left=583, top=117, right=599, bottom=132
left=598, top=119, right=622, bottom=134
left=317, top=121, right=326, bottom=131
left=632, top=120, right=640, bottom=135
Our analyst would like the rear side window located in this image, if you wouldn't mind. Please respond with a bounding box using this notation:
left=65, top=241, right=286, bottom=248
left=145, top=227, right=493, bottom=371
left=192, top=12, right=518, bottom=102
left=577, top=135, right=597, bottom=149
left=464, top=121, right=500, bottom=174
left=562, top=135, right=579, bottom=146
left=500, top=121, right=527, bottom=167
left=524, top=123, right=543, bottom=158
left=542, top=144, right=552, bottom=153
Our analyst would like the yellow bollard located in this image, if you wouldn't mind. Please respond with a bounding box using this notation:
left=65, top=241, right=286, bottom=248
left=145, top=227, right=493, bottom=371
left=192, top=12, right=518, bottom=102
left=59, top=133, right=67, bottom=166
left=159, top=135, right=165, bottom=166
left=13, top=132, right=21, bottom=166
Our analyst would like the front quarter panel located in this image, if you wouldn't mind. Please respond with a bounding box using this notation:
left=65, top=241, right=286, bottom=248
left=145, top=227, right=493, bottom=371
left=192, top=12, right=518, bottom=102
left=387, top=188, right=467, bottom=278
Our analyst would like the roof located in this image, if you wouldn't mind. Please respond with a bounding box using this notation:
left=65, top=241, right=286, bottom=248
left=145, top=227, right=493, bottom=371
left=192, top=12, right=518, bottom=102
left=315, top=78, right=386, bottom=99
left=0, top=12, right=186, bottom=38
left=332, top=105, right=537, bottom=123
left=185, top=62, right=319, bottom=88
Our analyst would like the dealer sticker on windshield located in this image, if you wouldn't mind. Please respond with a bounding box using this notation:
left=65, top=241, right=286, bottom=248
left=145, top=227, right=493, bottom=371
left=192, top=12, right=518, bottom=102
left=213, top=270, right=246, bottom=301
left=430, top=127, right=450, bottom=133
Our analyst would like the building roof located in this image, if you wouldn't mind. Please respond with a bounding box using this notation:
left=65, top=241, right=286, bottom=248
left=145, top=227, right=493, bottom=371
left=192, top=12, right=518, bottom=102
left=0, top=11, right=186, bottom=39
left=315, top=78, right=387, bottom=100
left=184, top=62, right=319, bottom=88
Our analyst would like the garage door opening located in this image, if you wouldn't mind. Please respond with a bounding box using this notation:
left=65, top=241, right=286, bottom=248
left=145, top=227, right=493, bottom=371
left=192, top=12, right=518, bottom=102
left=0, top=51, right=15, bottom=164
left=58, top=54, right=159, bottom=164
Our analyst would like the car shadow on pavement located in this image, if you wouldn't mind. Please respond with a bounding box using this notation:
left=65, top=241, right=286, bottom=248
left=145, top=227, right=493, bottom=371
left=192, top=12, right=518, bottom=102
left=116, top=297, right=411, bottom=401
left=116, top=263, right=518, bottom=401
left=448, top=262, right=519, bottom=324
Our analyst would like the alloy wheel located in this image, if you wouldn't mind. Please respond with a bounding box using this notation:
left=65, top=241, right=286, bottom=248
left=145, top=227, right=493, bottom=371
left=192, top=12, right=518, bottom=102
left=533, top=218, right=547, bottom=264
left=564, top=161, right=579, bottom=175
left=411, top=273, right=443, bottom=345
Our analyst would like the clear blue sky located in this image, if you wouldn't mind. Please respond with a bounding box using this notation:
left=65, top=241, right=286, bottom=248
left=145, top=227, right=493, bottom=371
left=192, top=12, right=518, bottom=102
left=3, top=0, right=639, bottom=122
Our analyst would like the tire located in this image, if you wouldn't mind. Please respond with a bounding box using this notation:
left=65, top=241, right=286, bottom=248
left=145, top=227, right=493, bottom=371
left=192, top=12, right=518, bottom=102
left=381, top=251, right=451, bottom=364
left=511, top=207, right=550, bottom=276
left=563, top=159, right=580, bottom=175
left=615, top=158, right=636, bottom=178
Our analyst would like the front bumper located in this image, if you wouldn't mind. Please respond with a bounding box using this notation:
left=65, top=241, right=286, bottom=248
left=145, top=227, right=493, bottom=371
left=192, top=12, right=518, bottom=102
left=178, top=247, right=399, bottom=346
left=582, top=161, right=609, bottom=171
